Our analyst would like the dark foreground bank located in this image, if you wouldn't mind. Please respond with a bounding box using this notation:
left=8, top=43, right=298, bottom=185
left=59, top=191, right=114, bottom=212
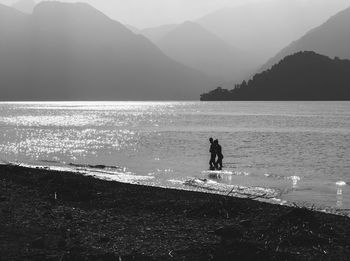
left=0, top=165, right=350, bottom=261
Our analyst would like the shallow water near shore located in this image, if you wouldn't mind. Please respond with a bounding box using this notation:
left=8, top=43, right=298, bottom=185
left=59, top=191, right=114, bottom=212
left=0, top=101, right=349, bottom=212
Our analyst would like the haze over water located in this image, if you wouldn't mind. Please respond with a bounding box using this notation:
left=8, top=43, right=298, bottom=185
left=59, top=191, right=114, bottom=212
left=0, top=101, right=349, bottom=212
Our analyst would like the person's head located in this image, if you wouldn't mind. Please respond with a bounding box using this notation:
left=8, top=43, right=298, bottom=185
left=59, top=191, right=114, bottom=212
left=209, top=137, right=213, bottom=143
left=214, top=139, right=218, bottom=144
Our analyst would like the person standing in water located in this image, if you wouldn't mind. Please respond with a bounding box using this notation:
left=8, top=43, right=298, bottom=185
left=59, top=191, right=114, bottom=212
left=214, top=139, right=224, bottom=170
left=209, top=137, right=216, bottom=170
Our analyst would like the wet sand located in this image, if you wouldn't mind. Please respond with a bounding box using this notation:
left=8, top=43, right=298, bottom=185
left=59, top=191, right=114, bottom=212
left=0, top=164, right=350, bottom=260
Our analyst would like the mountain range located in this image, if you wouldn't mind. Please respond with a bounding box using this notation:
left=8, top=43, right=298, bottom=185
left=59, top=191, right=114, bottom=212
left=139, top=0, right=350, bottom=85
left=141, top=24, right=178, bottom=44
left=0, top=2, right=213, bottom=100
left=1, top=1, right=350, bottom=101
left=197, top=0, right=350, bottom=65
left=260, top=5, right=350, bottom=72
left=0, top=2, right=215, bottom=100
left=156, top=21, right=254, bottom=83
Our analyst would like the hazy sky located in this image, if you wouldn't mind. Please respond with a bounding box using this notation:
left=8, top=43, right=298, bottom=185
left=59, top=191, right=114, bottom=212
left=1, top=0, right=350, bottom=28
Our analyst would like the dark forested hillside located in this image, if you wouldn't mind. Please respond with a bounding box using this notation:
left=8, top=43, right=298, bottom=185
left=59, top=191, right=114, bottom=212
left=260, top=6, right=350, bottom=73
left=200, top=51, right=350, bottom=101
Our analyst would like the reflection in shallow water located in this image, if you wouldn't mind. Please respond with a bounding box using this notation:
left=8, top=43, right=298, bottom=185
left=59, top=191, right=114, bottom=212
left=288, top=176, right=301, bottom=189
left=336, top=181, right=347, bottom=186
left=336, top=181, right=347, bottom=208
left=183, top=178, right=280, bottom=200
left=337, top=187, right=343, bottom=208
left=204, top=170, right=250, bottom=183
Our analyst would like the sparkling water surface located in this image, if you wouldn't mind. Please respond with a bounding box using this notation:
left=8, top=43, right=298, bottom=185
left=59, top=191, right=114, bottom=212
left=0, top=101, right=349, bottom=212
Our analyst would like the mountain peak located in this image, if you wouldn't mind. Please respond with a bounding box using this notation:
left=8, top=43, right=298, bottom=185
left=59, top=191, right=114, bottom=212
left=0, top=1, right=213, bottom=100
left=31, top=1, right=133, bottom=36
left=176, top=21, right=208, bottom=32
left=157, top=18, right=254, bottom=82
left=33, top=1, right=108, bottom=21
left=162, top=21, right=223, bottom=43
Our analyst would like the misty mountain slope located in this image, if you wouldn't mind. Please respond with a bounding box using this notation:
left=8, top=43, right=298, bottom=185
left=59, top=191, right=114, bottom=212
left=197, top=0, right=350, bottom=66
left=0, top=4, right=28, bottom=54
left=0, top=4, right=31, bottom=96
left=0, top=3, right=28, bottom=27
left=0, top=5, right=28, bottom=52
left=12, top=0, right=35, bottom=14
left=125, top=24, right=140, bottom=34
left=201, top=51, right=350, bottom=101
left=141, top=24, right=178, bottom=43
left=260, top=6, right=350, bottom=72
left=157, top=21, right=254, bottom=82
left=0, top=2, right=214, bottom=100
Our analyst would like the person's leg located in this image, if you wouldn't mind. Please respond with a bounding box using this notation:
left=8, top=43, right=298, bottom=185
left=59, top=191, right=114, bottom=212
left=214, top=157, right=219, bottom=170
left=218, top=156, right=223, bottom=170
left=209, top=154, right=216, bottom=169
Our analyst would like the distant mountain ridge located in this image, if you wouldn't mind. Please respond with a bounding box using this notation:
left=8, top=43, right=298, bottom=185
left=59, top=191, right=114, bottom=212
left=156, top=21, right=255, bottom=82
left=201, top=52, right=350, bottom=101
left=141, top=24, right=178, bottom=43
left=140, top=0, right=350, bottom=85
left=197, top=0, right=350, bottom=66
left=260, top=5, right=350, bottom=72
left=0, top=2, right=214, bottom=101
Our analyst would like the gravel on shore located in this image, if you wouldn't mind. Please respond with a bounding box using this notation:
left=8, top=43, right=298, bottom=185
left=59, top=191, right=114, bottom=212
left=0, top=164, right=350, bottom=260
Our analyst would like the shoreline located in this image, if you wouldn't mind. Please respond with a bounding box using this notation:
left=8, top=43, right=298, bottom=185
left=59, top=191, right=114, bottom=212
left=3, top=162, right=348, bottom=217
left=1, top=164, right=350, bottom=260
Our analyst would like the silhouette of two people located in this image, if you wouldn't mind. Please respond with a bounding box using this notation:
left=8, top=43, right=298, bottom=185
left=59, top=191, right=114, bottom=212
left=209, top=138, right=224, bottom=170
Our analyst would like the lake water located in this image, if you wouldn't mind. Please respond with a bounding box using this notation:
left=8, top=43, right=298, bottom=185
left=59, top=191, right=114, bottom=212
left=0, top=101, right=349, bottom=213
